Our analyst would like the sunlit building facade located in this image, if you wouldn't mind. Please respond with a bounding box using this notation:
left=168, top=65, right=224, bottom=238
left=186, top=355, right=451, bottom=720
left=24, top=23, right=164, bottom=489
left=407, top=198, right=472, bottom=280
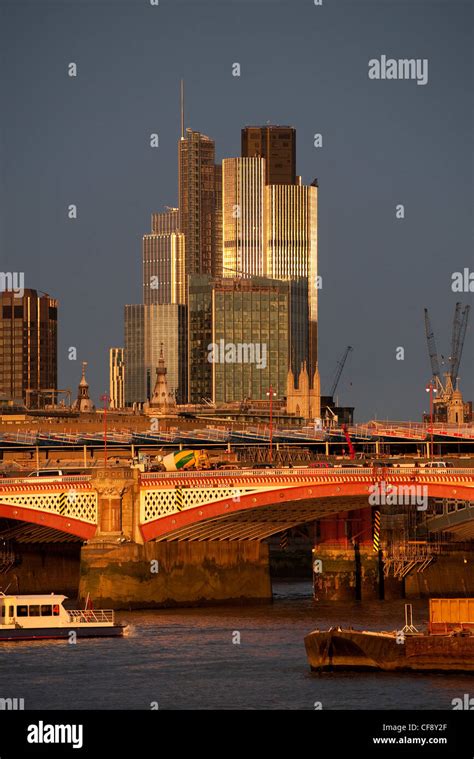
left=144, top=304, right=187, bottom=404
left=265, top=182, right=318, bottom=377
left=188, top=275, right=289, bottom=404
left=142, top=231, right=185, bottom=306
left=0, top=289, right=57, bottom=408
left=109, top=347, right=125, bottom=409
left=222, top=157, right=266, bottom=278
left=178, top=128, right=220, bottom=279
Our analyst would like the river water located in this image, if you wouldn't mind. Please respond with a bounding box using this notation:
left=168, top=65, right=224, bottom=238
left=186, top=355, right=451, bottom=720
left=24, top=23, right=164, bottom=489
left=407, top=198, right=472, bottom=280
left=1, top=582, right=472, bottom=710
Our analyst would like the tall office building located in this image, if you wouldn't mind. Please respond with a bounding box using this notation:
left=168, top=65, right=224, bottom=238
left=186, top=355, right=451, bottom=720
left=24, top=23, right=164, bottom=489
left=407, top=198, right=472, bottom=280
left=124, top=304, right=186, bottom=406
left=265, top=182, right=318, bottom=377
left=109, top=347, right=125, bottom=409
left=124, top=305, right=145, bottom=405
left=142, top=230, right=185, bottom=306
left=188, top=275, right=289, bottom=404
left=222, top=157, right=266, bottom=278
left=144, top=304, right=187, bottom=405
left=178, top=128, right=219, bottom=278
left=241, top=125, right=296, bottom=185
left=0, top=289, right=57, bottom=408
left=151, top=208, right=180, bottom=235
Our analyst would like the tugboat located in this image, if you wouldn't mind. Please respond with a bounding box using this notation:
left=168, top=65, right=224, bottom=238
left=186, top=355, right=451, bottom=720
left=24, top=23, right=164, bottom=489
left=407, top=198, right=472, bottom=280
left=305, top=599, right=474, bottom=673
left=0, top=592, right=125, bottom=641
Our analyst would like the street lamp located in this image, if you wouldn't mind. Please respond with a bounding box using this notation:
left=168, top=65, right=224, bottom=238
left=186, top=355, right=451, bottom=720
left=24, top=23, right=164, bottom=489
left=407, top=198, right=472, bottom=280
left=266, top=386, right=277, bottom=462
left=425, top=381, right=437, bottom=459
left=100, top=393, right=110, bottom=468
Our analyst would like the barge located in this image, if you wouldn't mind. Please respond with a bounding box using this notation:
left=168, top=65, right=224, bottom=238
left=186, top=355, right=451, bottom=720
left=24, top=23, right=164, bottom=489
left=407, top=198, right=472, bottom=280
left=0, top=593, right=125, bottom=641
left=305, top=599, right=474, bottom=673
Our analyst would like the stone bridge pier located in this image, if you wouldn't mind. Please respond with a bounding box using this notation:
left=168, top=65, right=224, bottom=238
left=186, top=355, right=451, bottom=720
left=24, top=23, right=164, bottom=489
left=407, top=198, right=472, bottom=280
left=79, top=468, right=272, bottom=609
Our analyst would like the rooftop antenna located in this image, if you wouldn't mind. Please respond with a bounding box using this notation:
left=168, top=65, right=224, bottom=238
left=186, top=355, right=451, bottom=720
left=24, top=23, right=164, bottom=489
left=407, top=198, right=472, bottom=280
left=180, top=79, right=184, bottom=139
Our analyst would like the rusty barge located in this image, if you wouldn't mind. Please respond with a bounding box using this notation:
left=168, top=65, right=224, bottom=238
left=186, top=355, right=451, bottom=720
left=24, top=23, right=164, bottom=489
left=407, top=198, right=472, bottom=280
left=305, top=599, right=474, bottom=673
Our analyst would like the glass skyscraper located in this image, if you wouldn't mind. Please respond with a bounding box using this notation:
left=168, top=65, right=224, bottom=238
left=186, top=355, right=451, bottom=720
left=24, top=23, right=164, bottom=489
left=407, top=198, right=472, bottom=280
left=188, top=275, right=289, bottom=404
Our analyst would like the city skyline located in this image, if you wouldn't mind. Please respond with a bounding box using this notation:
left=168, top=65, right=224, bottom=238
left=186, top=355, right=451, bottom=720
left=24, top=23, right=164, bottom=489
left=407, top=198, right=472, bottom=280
left=1, top=0, right=472, bottom=420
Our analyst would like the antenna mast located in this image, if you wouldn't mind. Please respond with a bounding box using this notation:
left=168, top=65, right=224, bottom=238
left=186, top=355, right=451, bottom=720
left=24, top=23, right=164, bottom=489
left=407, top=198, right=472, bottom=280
left=180, top=79, right=184, bottom=139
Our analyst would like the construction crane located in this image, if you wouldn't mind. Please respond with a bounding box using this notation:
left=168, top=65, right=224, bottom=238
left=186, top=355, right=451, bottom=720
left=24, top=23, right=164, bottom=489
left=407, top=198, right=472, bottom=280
left=450, top=303, right=470, bottom=389
left=423, top=308, right=441, bottom=381
left=329, top=346, right=353, bottom=397
left=424, top=303, right=470, bottom=399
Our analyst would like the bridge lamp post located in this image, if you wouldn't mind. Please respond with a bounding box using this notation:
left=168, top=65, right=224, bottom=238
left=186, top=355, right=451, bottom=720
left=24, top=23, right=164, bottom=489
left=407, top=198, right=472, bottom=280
left=100, top=393, right=110, bottom=468
left=266, top=386, right=277, bottom=463
left=425, top=382, right=437, bottom=459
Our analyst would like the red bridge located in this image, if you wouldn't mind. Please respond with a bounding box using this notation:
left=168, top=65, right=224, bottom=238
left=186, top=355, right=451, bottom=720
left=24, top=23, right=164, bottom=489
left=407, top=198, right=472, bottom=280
left=1, top=468, right=472, bottom=542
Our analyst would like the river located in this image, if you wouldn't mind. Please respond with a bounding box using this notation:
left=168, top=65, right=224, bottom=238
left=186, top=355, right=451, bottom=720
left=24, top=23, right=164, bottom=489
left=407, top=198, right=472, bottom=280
left=1, top=581, right=472, bottom=710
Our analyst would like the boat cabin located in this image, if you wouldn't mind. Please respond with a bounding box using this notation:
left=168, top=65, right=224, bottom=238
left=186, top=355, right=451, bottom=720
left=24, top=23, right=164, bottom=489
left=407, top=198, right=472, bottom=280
left=0, top=593, right=69, bottom=628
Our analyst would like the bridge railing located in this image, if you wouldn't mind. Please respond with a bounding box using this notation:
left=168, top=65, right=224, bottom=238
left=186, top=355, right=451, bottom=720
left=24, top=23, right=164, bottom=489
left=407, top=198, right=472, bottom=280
left=0, top=475, right=92, bottom=486
left=140, top=467, right=474, bottom=481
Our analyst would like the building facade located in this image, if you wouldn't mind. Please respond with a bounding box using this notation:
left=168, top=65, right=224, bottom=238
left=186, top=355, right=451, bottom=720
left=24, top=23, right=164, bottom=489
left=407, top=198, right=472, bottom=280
left=144, top=304, right=187, bottom=405
left=151, top=208, right=180, bottom=235
left=241, top=125, right=296, bottom=185
left=124, top=305, right=145, bottom=405
left=142, top=231, right=185, bottom=306
left=178, top=128, right=220, bottom=279
left=222, top=157, right=266, bottom=278
left=188, top=275, right=289, bottom=404
left=0, top=289, right=57, bottom=408
left=265, top=182, right=318, bottom=377
left=109, top=347, right=125, bottom=409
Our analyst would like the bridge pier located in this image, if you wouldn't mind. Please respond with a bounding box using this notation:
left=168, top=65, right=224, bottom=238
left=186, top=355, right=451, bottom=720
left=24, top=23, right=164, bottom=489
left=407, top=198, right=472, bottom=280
left=79, top=540, right=272, bottom=609
left=78, top=467, right=272, bottom=608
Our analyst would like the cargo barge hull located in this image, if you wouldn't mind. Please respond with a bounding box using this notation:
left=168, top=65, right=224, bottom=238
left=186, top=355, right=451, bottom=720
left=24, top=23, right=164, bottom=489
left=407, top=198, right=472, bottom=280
left=304, top=628, right=474, bottom=673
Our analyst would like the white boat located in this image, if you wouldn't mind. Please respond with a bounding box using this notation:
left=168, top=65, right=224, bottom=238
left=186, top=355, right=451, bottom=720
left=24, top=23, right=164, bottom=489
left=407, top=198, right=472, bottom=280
left=0, top=593, right=125, bottom=641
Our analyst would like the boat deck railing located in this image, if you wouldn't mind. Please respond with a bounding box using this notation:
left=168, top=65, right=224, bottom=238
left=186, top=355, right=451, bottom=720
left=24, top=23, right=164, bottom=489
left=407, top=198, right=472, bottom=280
left=68, top=609, right=115, bottom=624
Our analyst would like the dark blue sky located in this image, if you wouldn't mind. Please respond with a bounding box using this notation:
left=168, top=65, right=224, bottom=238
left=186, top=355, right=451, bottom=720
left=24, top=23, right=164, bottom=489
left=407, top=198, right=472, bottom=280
left=1, top=0, right=472, bottom=421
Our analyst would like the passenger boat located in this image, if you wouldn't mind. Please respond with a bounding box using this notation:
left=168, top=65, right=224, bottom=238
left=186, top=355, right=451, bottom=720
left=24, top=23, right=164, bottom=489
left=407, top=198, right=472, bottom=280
left=305, top=599, right=474, bottom=673
left=0, top=593, right=125, bottom=641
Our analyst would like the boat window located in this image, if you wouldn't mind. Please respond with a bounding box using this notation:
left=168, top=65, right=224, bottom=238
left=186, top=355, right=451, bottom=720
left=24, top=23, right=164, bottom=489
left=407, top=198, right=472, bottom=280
left=29, top=605, right=40, bottom=617
left=41, top=605, right=52, bottom=616
left=52, top=605, right=60, bottom=616
left=17, top=605, right=28, bottom=617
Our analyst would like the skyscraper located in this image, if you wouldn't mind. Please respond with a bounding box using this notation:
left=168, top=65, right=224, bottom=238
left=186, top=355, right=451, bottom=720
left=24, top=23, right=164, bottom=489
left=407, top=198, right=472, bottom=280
left=222, top=157, right=266, bottom=277
left=142, top=229, right=185, bottom=305
left=151, top=208, right=180, bottom=235
left=178, top=128, right=219, bottom=278
left=0, top=289, right=57, bottom=408
left=188, top=275, right=290, bottom=404
left=124, top=304, right=145, bottom=405
left=144, top=304, right=187, bottom=404
left=265, top=182, right=318, bottom=377
left=109, top=347, right=125, bottom=409
left=241, top=125, right=296, bottom=185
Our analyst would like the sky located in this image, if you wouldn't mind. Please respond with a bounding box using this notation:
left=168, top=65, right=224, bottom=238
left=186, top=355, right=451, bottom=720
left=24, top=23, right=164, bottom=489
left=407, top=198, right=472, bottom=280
left=1, top=0, right=472, bottom=421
